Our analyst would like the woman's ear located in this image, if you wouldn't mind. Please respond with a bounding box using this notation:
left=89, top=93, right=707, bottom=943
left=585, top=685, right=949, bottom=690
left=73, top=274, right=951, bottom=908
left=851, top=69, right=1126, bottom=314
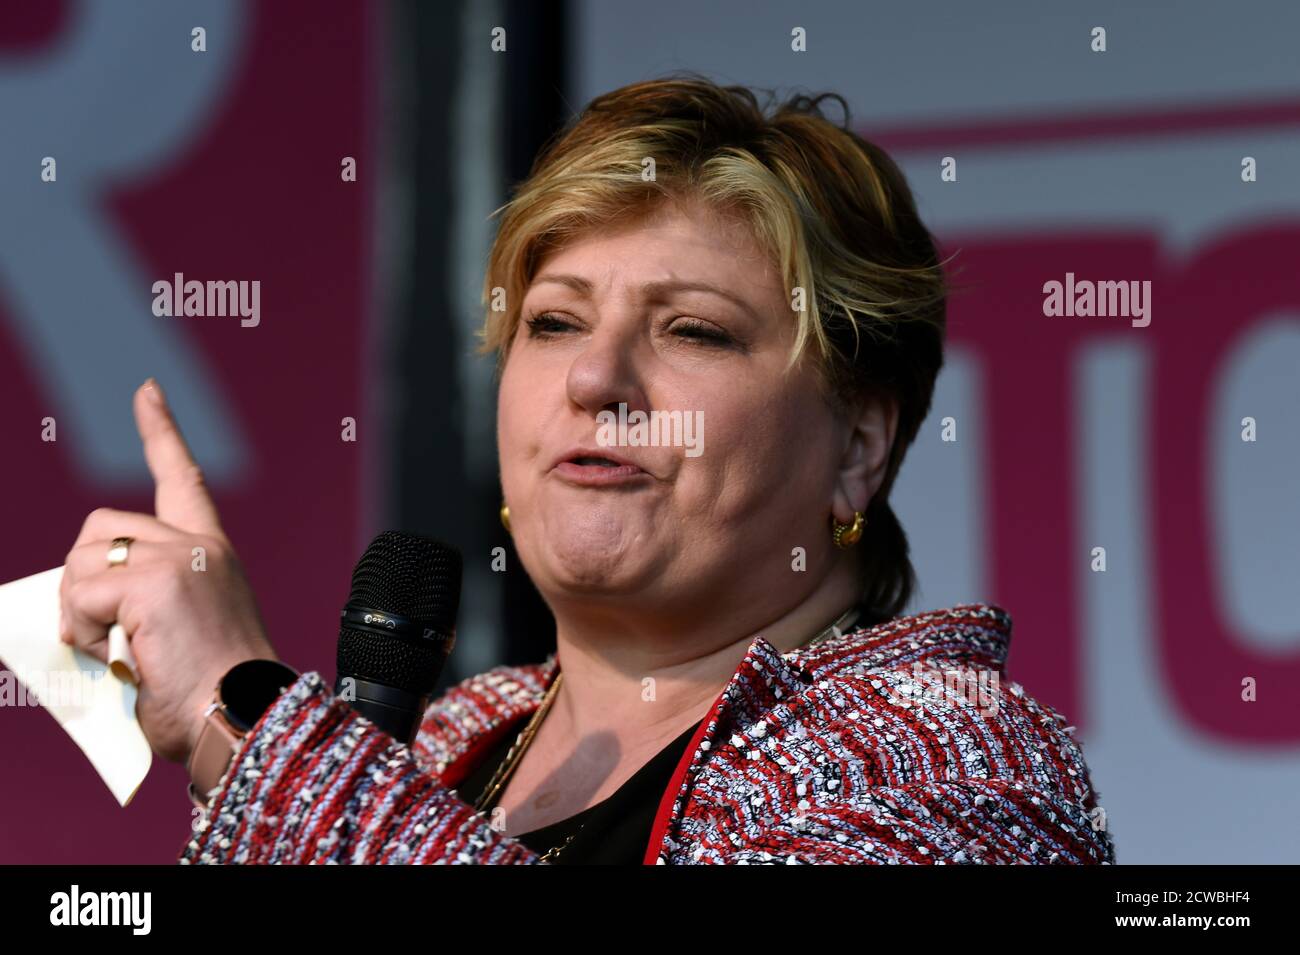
left=831, top=392, right=899, bottom=524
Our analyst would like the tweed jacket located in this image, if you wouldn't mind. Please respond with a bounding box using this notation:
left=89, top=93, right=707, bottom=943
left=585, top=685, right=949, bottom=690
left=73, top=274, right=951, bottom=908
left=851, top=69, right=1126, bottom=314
left=179, top=603, right=1115, bottom=864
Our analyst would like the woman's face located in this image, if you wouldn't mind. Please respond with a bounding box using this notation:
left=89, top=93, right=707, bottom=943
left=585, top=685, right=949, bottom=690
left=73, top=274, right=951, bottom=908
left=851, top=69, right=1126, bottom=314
left=497, top=199, right=854, bottom=622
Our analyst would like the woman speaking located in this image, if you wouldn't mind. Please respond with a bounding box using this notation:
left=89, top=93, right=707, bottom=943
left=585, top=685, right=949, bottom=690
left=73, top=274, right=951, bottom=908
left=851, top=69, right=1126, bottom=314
left=59, top=75, right=1114, bottom=864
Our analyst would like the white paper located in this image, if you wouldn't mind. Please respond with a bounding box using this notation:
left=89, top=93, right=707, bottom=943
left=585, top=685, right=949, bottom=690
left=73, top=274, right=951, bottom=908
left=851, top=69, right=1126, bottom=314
left=0, top=566, right=151, bottom=806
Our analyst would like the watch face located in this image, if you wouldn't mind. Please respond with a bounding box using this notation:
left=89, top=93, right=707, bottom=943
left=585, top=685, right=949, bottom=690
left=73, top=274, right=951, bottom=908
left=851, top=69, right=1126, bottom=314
left=220, top=659, right=299, bottom=733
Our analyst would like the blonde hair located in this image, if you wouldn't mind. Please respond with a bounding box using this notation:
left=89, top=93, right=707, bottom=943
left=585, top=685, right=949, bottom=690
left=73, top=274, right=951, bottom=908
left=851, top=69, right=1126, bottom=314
left=479, top=73, right=949, bottom=621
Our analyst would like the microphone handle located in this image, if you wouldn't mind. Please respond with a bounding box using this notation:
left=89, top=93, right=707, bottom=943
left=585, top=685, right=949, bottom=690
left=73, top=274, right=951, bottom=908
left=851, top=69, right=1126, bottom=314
left=333, top=675, right=432, bottom=746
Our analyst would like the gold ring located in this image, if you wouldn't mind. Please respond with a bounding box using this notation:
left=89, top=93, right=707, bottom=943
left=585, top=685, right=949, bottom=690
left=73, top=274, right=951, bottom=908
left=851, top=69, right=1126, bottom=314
left=107, top=537, right=134, bottom=568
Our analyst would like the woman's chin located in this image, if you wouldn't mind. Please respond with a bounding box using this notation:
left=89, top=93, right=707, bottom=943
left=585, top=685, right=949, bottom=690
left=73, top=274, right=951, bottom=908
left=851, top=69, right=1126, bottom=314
left=517, top=494, right=670, bottom=593
left=536, top=528, right=654, bottom=595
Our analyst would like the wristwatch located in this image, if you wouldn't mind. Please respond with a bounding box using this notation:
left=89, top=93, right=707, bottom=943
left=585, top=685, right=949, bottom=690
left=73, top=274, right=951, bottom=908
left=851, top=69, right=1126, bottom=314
left=186, top=658, right=301, bottom=809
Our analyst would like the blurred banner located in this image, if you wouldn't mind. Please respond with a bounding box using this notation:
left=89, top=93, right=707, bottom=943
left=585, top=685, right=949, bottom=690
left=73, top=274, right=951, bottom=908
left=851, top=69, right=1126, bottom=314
left=0, top=1, right=376, bottom=862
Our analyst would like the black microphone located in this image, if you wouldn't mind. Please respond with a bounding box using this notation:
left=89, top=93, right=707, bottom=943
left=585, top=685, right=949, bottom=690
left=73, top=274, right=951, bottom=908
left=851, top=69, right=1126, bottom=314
left=334, top=531, right=462, bottom=745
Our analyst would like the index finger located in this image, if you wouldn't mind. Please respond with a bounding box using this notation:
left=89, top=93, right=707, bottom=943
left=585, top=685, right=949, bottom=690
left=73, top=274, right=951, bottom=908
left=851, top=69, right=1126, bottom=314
left=133, top=378, right=224, bottom=536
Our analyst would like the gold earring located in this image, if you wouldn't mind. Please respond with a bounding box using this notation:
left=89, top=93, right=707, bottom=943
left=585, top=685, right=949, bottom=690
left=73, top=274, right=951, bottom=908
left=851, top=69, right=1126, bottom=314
left=500, top=502, right=511, bottom=533
left=831, top=510, right=865, bottom=549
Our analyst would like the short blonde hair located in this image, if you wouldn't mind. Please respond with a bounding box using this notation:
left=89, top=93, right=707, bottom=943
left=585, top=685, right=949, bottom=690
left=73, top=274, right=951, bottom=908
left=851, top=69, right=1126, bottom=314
left=479, top=73, right=948, bottom=621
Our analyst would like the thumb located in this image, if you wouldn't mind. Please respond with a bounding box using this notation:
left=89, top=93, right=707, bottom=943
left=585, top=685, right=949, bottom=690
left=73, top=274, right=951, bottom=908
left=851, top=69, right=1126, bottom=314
left=133, top=378, right=224, bottom=536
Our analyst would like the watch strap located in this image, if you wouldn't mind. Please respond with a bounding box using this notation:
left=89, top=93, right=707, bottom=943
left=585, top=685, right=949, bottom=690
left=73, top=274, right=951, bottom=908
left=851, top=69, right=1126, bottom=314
left=186, top=660, right=300, bottom=809
left=187, top=700, right=246, bottom=809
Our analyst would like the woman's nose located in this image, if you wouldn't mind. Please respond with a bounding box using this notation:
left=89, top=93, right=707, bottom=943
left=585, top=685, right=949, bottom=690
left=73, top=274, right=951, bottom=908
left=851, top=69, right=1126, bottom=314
left=564, top=320, right=649, bottom=417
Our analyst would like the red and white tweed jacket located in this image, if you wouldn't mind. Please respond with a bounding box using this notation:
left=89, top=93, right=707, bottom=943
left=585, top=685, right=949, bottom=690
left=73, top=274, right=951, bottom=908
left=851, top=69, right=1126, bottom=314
left=179, top=603, right=1115, bottom=864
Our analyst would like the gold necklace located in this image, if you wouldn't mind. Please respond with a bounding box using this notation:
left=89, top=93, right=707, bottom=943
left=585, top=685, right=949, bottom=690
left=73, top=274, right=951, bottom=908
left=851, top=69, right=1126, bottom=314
left=473, top=670, right=579, bottom=862
left=474, top=670, right=564, bottom=815
left=798, top=604, right=862, bottom=651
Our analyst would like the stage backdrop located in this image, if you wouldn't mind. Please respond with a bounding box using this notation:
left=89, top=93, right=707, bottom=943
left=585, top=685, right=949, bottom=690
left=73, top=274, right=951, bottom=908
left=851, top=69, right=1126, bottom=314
left=0, top=1, right=377, bottom=863
left=571, top=0, right=1300, bottom=862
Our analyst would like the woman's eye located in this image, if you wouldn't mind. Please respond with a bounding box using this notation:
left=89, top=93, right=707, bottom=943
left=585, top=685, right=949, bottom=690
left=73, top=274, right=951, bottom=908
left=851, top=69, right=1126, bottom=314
left=672, top=321, right=732, bottom=346
left=523, top=313, right=733, bottom=347
left=524, top=313, right=574, bottom=336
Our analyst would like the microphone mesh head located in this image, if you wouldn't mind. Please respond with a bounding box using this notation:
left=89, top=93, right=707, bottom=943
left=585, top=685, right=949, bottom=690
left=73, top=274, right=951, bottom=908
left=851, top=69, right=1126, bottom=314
left=336, top=531, right=462, bottom=694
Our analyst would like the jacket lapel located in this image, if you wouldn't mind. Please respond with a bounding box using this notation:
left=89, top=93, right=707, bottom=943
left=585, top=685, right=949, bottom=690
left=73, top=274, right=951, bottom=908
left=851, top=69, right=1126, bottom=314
left=642, top=634, right=819, bottom=861
left=699, top=634, right=819, bottom=746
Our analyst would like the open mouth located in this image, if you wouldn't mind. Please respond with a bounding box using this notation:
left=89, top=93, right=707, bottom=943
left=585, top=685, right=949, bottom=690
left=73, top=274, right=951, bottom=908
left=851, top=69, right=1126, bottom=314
left=553, top=450, right=650, bottom=485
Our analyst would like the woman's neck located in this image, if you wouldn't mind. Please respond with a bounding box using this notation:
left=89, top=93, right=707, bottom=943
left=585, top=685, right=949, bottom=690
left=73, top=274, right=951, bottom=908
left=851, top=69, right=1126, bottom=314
left=544, top=562, right=863, bottom=751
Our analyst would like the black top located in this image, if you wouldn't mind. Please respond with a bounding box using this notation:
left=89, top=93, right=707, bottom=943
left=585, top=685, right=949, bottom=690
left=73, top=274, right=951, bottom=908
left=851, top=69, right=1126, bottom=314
left=453, top=716, right=704, bottom=864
